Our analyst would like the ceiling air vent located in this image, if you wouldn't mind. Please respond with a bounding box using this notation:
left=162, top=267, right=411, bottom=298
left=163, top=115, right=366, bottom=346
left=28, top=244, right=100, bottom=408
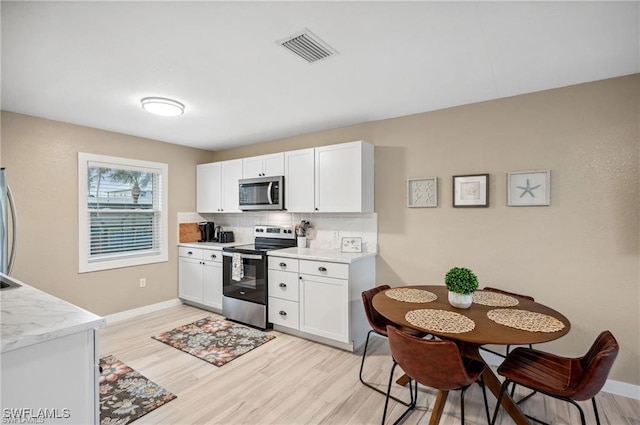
left=278, top=29, right=338, bottom=63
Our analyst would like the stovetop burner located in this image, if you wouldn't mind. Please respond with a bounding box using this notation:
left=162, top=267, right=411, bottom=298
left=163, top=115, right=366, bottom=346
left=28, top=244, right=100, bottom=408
left=223, top=225, right=297, bottom=254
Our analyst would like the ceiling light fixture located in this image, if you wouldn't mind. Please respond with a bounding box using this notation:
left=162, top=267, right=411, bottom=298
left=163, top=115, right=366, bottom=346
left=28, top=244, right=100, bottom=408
left=141, top=97, right=185, bottom=117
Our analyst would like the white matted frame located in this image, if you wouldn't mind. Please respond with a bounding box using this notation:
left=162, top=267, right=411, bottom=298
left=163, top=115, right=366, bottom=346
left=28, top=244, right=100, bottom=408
left=453, top=174, right=489, bottom=207
left=407, top=177, right=437, bottom=208
left=341, top=237, right=362, bottom=253
left=508, top=170, right=551, bottom=206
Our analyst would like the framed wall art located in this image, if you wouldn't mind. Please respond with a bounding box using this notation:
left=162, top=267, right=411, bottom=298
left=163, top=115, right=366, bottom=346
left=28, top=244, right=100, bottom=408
left=407, top=177, right=437, bottom=208
left=453, top=174, right=489, bottom=207
left=341, top=237, right=362, bottom=253
left=508, top=170, right=550, bottom=206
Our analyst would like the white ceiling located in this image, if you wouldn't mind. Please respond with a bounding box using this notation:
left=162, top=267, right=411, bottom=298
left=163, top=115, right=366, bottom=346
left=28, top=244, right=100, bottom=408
left=2, top=1, right=639, bottom=151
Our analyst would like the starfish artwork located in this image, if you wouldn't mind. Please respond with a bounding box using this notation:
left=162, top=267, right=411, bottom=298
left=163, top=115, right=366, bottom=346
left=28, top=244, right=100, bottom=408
left=517, top=179, right=541, bottom=198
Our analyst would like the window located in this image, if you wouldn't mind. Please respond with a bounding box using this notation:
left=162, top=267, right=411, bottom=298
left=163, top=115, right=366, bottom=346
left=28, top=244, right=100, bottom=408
left=78, top=153, right=168, bottom=273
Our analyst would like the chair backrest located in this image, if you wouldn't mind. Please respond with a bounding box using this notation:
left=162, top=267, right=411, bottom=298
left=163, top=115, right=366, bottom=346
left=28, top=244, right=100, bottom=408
left=483, top=286, right=534, bottom=301
left=361, top=285, right=391, bottom=335
left=386, top=325, right=481, bottom=390
left=572, top=330, right=619, bottom=401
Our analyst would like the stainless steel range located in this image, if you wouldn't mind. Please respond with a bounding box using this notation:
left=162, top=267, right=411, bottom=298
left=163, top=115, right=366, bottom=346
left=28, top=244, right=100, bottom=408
left=222, top=225, right=296, bottom=329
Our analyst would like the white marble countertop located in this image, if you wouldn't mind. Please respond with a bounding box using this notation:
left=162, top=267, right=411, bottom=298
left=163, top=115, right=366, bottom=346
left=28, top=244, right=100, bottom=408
left=1, top=273, right=105, bottom=354
left=267, top=247, right=376, bottom=264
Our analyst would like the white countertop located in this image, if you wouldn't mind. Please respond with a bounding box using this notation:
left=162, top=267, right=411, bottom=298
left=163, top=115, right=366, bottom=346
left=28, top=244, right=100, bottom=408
left=267, top=247, right=376, bottom=264
left=0, top=273, right=105, bottom=354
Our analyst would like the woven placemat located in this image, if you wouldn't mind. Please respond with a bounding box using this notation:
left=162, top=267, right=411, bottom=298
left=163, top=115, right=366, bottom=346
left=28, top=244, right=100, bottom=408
left=385, top=288, right=437, bottom=303
left=473, top=291, right=519, bottom=307
left=487, top=309, right=565, bottom=333
left=405, top=309, right=475, bottom=333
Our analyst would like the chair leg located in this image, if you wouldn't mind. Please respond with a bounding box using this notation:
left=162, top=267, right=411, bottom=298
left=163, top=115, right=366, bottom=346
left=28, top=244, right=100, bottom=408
left=360, top=330, right=411, bottom=406
left=592, top=397, right=601, bottom=425
left=460, top=387, right=467, bottom=424
left=382, top=360, right=417, bottom=425
left=479, top=377, right=491, bottom=424
left=490, top=380, right=510, bottom=425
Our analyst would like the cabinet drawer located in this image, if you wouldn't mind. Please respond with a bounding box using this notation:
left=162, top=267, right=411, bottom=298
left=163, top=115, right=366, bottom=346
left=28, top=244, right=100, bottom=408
left=268, top=297, right=299, bottom=330
left=268, top=257, right=299, bottom=273
left=179, top=246, right=204, bottom=259
left=300, top=260, right=348, bottom=280
left=202, top=249, right=222, bottom=263
left=268, top=270, right=299, bottom=302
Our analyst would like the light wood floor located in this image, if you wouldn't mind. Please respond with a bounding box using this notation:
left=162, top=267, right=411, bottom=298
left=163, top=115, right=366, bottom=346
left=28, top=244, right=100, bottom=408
left=99, top=304, right=640, bottom=425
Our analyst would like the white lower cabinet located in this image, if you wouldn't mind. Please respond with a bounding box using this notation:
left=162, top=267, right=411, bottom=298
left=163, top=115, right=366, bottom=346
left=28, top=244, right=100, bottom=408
left=268, top=255, right=375, bottom=352
left=1, top=329, right=100, bottom=424
left=178, top=246, right=223, bottom=312
left=299, top=273, right=349, bottom=343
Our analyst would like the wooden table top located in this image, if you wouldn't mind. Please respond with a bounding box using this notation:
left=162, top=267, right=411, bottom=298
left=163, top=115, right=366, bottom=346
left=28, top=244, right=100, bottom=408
left=372, top=285, right=571, bottom=346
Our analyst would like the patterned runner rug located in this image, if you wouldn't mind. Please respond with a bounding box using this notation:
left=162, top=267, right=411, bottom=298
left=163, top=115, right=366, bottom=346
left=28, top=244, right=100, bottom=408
left=152, top=316, right=275, bottom=367
left=99, top=355, right=176, bottom=425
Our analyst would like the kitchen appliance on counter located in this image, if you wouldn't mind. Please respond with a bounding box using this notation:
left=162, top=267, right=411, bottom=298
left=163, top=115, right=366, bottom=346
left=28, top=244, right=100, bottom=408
left=238, top=176, right=284, bottom=211
left=222, top=225, right=296, bottom=329
left=0, top=168, right=17, bottom=275
left=198, top=222, right=216, bottom=242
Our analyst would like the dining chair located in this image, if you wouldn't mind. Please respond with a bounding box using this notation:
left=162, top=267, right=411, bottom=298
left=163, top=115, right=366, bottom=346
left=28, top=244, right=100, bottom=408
left=491, top=330, right=619, bottom=425
left=382, top=325, right=491, bottom=425
left=480, top=287, right=535, bottom=358
left=360, top=285, right=428, bottom=404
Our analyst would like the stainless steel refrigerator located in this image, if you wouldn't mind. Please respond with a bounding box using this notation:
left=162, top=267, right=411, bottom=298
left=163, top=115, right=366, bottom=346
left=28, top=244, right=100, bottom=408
left=0, top=168, right=17, bottom=275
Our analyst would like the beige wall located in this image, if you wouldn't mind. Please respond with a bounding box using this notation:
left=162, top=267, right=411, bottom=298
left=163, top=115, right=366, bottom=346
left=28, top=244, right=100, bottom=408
left=214, top=75, right=640, bottom=386
left=0, top=112, right=215, bottom=315
left=1, top=75, right=638, bottom=385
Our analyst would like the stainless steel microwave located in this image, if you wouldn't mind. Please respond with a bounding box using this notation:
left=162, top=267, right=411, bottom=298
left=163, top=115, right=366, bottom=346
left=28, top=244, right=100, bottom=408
left=238, top=176, right=284, bottom=211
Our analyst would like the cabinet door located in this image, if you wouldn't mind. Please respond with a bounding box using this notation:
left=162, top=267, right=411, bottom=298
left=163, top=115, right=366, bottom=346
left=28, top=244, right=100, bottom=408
left=197, top=162, right=222, bottom=213
left=315, top=142, right=364, bottom=212
left=242, top=156, right=264, bottom=178
left=202, top=260, right=222, bottom=310
left=285, top=148, right=315, bottom=212
left=299, top=274, right=349, bottom=343
left=262, top=153, right=285, bottom=177
left=221, top=159, right=243, bottom=212
left=179, top=257, right=203, bottom=303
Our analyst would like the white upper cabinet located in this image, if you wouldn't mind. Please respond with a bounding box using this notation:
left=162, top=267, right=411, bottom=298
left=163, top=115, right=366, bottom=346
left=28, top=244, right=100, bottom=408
left=196, top=162, right=222, bottom=213
left=197, top=159, right=243, bottom=213
left=242, top=153, right=285, bottom=178
left=285, top=148, right=315, bottom=212
left=314, top=141, right=374, bottom=213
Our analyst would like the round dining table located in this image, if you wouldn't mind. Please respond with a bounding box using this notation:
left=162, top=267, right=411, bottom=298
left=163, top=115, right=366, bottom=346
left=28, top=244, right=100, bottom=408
left=372, top=285, right=571, bottom=425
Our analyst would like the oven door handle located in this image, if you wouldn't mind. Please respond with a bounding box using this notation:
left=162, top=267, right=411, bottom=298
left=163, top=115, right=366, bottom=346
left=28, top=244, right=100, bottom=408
left=223, top=252, right=263, bottom=260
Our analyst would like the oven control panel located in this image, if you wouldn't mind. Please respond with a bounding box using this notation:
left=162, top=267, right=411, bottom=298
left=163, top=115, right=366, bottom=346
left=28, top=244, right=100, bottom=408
left=254, top=225, right=295, bottom=239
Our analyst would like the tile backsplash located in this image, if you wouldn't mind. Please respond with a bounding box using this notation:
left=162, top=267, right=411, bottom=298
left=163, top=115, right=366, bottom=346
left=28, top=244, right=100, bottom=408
left=178, top=212, right=378, bottom=253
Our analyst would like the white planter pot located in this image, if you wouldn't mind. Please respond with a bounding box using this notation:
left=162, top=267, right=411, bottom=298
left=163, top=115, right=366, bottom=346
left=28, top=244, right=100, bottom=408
left=448, top=291, right=473, bottom=309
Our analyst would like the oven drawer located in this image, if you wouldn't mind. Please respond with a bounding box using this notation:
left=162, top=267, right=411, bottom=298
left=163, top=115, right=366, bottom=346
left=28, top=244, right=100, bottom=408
left=179, top=247, right=204, bottom=260
left=268, top=270, right=299, bottom=302
left=268, top=257, right=299, bottom=273
left=268, top=297, right=299, bottom=330
left=300, top=260, right=349, bottom=280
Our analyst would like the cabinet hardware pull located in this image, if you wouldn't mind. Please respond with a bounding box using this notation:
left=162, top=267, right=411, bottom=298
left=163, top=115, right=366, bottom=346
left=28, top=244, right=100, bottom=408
left=187, top=251, right=193, bottom=255
left=211, top=254, right=217, bottom=259
left=279, top=311, right=287, bottom=316
left=279, top=283, right=286, bottom=288
left=279, top=262, right=286, bottom=267
left=319, top=266, right=327, bottom=272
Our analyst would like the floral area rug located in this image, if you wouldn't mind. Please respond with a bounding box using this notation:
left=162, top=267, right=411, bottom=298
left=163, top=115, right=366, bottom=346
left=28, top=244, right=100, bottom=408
left=152, top=316, right=275, bottom=367
left=99, top=355, right=176, bottom=425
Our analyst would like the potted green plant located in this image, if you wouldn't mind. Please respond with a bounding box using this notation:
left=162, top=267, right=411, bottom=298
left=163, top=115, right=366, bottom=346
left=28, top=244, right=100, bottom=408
left=445, top=267, right=479, bottom=309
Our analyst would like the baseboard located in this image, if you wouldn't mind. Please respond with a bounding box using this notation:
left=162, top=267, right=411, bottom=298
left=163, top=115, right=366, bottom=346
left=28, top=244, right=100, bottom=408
left=481, top=349, right=639, bottom=400
left=103, top=298, right=182, bottom=324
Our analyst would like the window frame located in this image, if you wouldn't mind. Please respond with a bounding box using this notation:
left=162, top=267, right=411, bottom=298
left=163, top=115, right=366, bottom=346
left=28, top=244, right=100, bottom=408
left=78, top=152, right=169, bottom=273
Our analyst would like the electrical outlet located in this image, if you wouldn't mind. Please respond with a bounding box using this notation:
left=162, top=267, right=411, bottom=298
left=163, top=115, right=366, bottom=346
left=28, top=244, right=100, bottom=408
left=139, top=278, right=146, bottom=288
